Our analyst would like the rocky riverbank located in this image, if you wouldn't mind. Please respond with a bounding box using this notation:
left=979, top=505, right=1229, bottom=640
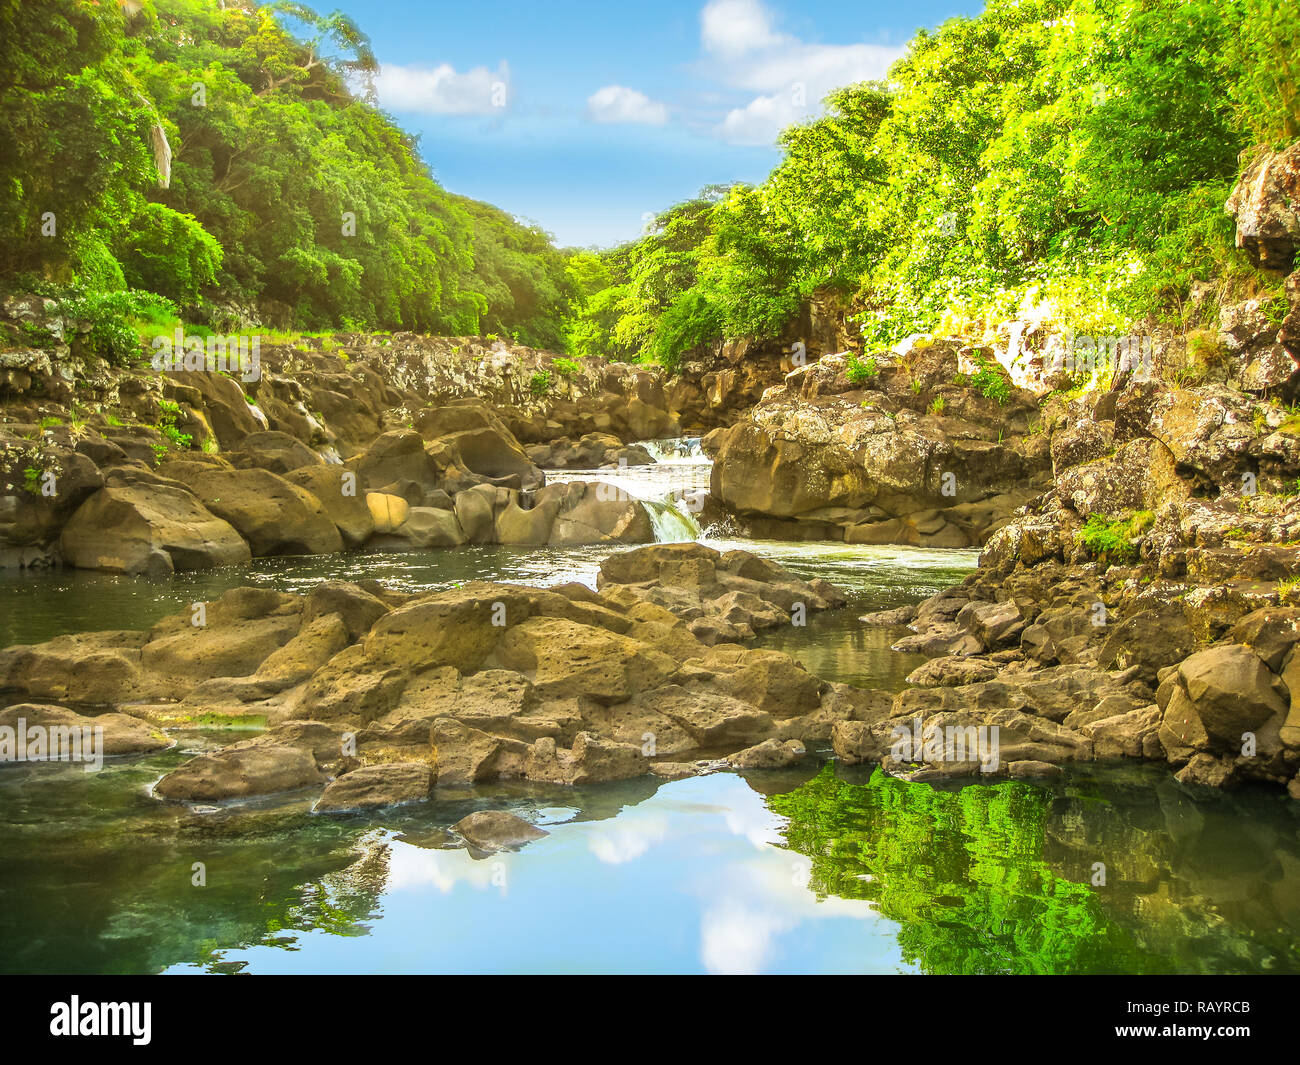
left=0, top=544, right=876, bottom=806
left=829, top=272, right=1300, bottom=796
left=0, top=316, right=796, bottom=573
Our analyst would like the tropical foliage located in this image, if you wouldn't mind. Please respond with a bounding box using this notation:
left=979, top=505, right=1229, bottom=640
left=0, top=0, right=571, bottom=341
left=566, top=0, right=1300, bottom=367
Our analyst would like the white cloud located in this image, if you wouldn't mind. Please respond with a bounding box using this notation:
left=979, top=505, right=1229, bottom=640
left=701, top=0, right=903, bottom=144
left=715, top=92, right=798, bottom=147
left=372, top=61, right=510, bottom=115
left=587, top=85, right=670, bottom=125
left=701, top=0, right=782, bottom=56
left=586, top=813, right=670, bottom=864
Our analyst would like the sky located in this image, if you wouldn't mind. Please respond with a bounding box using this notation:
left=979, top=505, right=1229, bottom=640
left=324, top=0, right=981, bottom=248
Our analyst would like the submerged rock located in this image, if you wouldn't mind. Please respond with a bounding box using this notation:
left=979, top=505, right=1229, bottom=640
left=451, top=810, right=548, bottom=851
left=0, top=703, right=169, bottom=758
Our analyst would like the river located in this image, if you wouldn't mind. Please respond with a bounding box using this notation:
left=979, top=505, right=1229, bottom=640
left=0, top=441, right=1296, bottom=974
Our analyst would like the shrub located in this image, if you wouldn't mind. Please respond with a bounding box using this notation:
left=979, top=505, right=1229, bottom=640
left=1078, top=511, right=1155, bottom=563
left=58, top=290, right=176, bottom=367
left=528, top=370, right=552, bottom=396
left=970, top=358, right=1012, bottom=404
left=846, top=354, right=878, bottom=384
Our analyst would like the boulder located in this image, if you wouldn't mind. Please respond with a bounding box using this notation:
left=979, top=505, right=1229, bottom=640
left=58, top=481, right=250, bottom=575
left=0, top=703, right=169, bottom=758
left=451, top=810, right=548, bottom=851
left=154, top=739, right=324, bottom=801
left=164, top=464, right=342, bottom=556
left=367, top=492, right=409, bottom=534
left=524, top=731, right=646, bottom=784
left=301, top=581, right=391, bottom=640
left=1225, top=140, right=1300, bottom=272
left=315, top=761, right=435, bottom=811
left=728, top=737, right=807, bottom=769
left=285, top=465, right=375, bottom=547
left=229, top=430, right=323, bottom=474
left=349, top=430, right=440, bottom=496
left=1160, top=644, right=1287, bottom=754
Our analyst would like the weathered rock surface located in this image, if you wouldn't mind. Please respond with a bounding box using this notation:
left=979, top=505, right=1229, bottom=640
left=59, top=475, right=250, bottom=575
left=0, top=703, right=169, bottom=757
left=709, top=339, right=1048, bottom=545
left=315, top=761, right=435, bottom=811
left=0, top=546, right=871, bottom=803
left=1226, top=140, right=1300, bottom=272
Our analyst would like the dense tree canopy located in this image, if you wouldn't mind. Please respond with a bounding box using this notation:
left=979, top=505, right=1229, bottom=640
left=3, top=0, right=1294, bottom=363
left=567, top=0, right=1300, bottom=367
left=0, top=0, right=571, bottom=340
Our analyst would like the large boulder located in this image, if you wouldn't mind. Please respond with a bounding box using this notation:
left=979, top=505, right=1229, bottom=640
left=162, top=462, right=343, bottom=557
left=285, top=464, right=375, bottom=547
left=709, top=381, right=1041, bottom=544
left=154, top=739, right=323, bottom=801
left=348, top=430, right=440, bottom=497
left=171, top=370, right=265, bottom=448
left=0, top=631, right=150, bottom=705
left=228, top=430, right=323, bottom=475
left=537, top=480, right=653, bottom=544
left=1159, top=644, right=1287, bottom=754
left=417, top=403, right=542, bottom=487
left=59, top=479, right=250, bottom=576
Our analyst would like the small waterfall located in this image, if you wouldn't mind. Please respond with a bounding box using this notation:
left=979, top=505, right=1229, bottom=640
left=641, top=436, right=704, bottom=462
left=547, top=442, right=712, bottom=544
left=641, top=498, right=702, bottom=543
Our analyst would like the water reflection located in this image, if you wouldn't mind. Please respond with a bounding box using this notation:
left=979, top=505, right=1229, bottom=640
left=2, top=746, right=1296, bottom=974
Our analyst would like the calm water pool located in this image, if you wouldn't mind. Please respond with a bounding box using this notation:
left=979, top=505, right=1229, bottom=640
left=2, top=745, right=1295, bottom=974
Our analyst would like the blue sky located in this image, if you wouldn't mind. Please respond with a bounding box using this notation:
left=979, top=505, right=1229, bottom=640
left=326, top=0, right=980, bottom=248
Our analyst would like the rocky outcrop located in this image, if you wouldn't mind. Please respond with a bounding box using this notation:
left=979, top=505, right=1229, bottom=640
left=526, top=432, right=654, bottom=469
left=855, top=359, right=1300, bottom=795
left=595, top=541, right=845, bottom=643
left=2, top=390, right=671, bottom=571
left=709, top=338, right=1049, bottom=545
left=315, top=761, right=435, bottom=812
left=0, top=545, right=881, bottom=805
left=0, top=288, right=785, bottom=571
left=1226, top=140, right=1300, bottom=273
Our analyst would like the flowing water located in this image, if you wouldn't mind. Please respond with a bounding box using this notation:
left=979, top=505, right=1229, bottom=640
left=1, top=442, right=1297, bottom=974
